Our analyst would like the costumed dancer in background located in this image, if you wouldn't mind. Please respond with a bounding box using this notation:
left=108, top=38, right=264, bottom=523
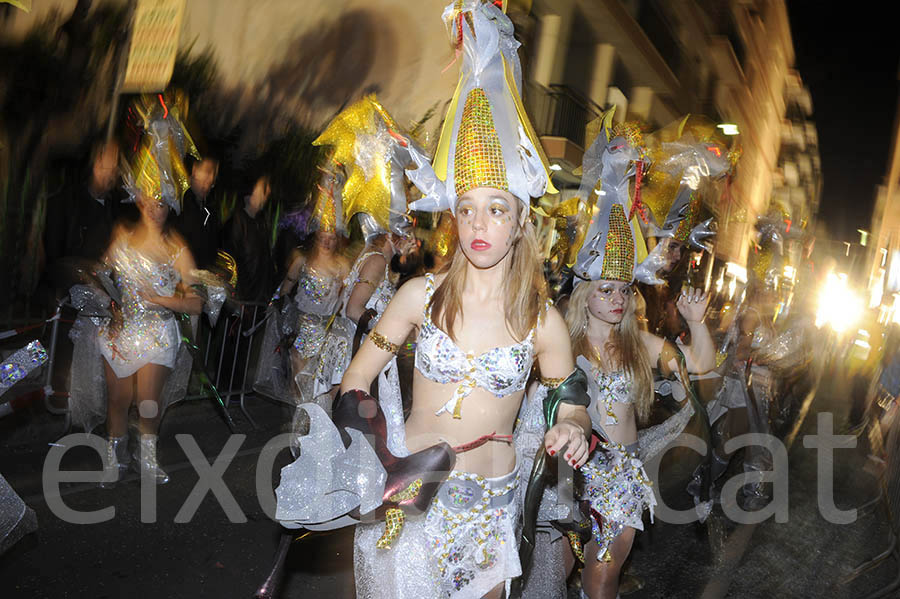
left=313, top=94, right=420, bottom=330
left=275, top=2, right=591, bottom=597
left=691, top=213, right=801, bottom=511
left=275, top=165, right=352, bottom=419
left=523, top=112, right=716, bottom=599
left=91, top=92, right=202, bottom=485
left=322, top=96, right=424, bottom=423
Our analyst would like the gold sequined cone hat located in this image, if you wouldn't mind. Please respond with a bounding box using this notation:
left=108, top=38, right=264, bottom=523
left=313, top=94, right=415, bottom=241
left=573, top=109, right=647, bottom=284
left=405, top=0, right=557, bottom=214
left=121, top=91, right=199, bottom=215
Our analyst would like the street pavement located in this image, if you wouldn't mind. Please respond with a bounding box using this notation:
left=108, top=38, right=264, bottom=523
left=1, top=369, right=898, bottom=598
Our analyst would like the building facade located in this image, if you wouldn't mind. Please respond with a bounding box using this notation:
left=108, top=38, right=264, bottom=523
left=523, top=0, right=819, bottom=271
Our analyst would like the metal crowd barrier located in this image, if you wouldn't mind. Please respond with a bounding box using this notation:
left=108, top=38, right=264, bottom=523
left=183, top=299, right=270, bottom=430
left=2, top=295, right=273, bottom=434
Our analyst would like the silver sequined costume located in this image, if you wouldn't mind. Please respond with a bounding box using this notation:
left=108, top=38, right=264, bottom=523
left=67, top=238, right=192, bottom=433
left=340, top=250, right=395, bottom=324
left=291, top=264, right=354, bottom=407
left=354, top=459, right=522, bottom=599
left=99, top=239, right=183, bottom=378
left=576, top=355, right=656, bottom=562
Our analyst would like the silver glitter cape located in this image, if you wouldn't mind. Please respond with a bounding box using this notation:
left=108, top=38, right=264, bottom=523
left=275, top=402, right=387, bottom=529
left=0, top=473, right=37, bottom=556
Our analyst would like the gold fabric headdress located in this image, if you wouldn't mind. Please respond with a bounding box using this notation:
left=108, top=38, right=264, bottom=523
left=122, top=91, right=198, bottom=214
left=313, top=94, right=415, bottom=238
left=406, top=0, right=556, bottom=213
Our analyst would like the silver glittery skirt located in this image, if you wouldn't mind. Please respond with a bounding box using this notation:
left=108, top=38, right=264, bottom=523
left=0, top=473, right=37, bottom=556
left=292, top=312, right=354, bottom=402
left=99, top=310, right=180, bottom=379
left=68, top=315, right=192, bottom=434
left=354, top=464, right=522, bottom=599
left=578, top=442, right=655, bottom=561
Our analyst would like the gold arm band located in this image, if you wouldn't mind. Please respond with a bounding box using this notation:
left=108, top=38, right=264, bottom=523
left=370, top=330, right=400, bottom=354
left=540, top=376, right=566, bottom=389
left=356, top=277, right=377, bottom=288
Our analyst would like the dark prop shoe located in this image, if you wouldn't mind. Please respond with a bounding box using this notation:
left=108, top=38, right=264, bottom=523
left=333, top=389, right=456, bottom=548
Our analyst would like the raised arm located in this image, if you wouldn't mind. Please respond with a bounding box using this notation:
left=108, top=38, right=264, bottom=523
left=534, top=305, right=591, bottom=468
left=675, top=286, right=715, bottom=372
left=340, top=276, right=424, bottom=392
left=641, top=286, right=715, bottom=374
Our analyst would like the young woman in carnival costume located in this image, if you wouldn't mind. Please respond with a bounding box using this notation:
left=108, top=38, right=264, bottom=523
left=74, top=92, right=204, bottom=485
left=319, top=95, right=420, bottom=333
left=520, top=113, right=719, bottom=599
left=273, top=165, right=352, bottom=418
left=688, top=211, right=805, bottom=512
left=275, top=2, right=592, bottom=597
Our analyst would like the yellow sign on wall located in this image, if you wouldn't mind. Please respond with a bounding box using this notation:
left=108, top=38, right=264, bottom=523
left=122, top=0, right=186, bottom=93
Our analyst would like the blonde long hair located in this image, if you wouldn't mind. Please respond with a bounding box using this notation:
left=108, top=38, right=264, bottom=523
left=566, top=280, right=653, bottom=422
left=430, top=218, right=547, bottom=342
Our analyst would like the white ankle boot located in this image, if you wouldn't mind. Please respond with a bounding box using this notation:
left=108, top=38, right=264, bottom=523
left=100, top=436, right=129, bottom=488
left=136, top=434, right=169, bottom=484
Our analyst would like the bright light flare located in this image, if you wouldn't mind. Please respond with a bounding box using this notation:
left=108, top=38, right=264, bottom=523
left=717, top=123, right=740, bottom=135
left=815, top=272, right=864, bottom=333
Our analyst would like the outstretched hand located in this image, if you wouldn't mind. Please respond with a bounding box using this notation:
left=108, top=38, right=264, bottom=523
left=544, top=420, right=589, bottom=468
left=676, top=286, right=709, bottom=323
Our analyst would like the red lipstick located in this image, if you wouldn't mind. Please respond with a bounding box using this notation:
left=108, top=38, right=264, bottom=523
left=470, top=239, right=491, bottom=251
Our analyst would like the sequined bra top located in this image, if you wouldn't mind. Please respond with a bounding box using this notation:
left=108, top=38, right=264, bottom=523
left=576, top=354, right=633, bottom=432
left=294, top=264, right=342, bottom=316
left=107, top=238, right=181, bottom=318
left=415, top=273, right=537, bottom=419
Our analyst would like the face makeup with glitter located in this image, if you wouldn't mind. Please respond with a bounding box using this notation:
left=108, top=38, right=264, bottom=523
left=454, top=187, right=519, bottom=269
left=588, top=279, right=633, bottom=325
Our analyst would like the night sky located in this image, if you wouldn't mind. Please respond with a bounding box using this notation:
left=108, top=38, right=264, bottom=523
left=786, top=4, right=900, bottom=243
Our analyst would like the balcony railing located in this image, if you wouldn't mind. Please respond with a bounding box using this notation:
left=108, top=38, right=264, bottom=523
left=525, top=82, right=604, bottom=149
